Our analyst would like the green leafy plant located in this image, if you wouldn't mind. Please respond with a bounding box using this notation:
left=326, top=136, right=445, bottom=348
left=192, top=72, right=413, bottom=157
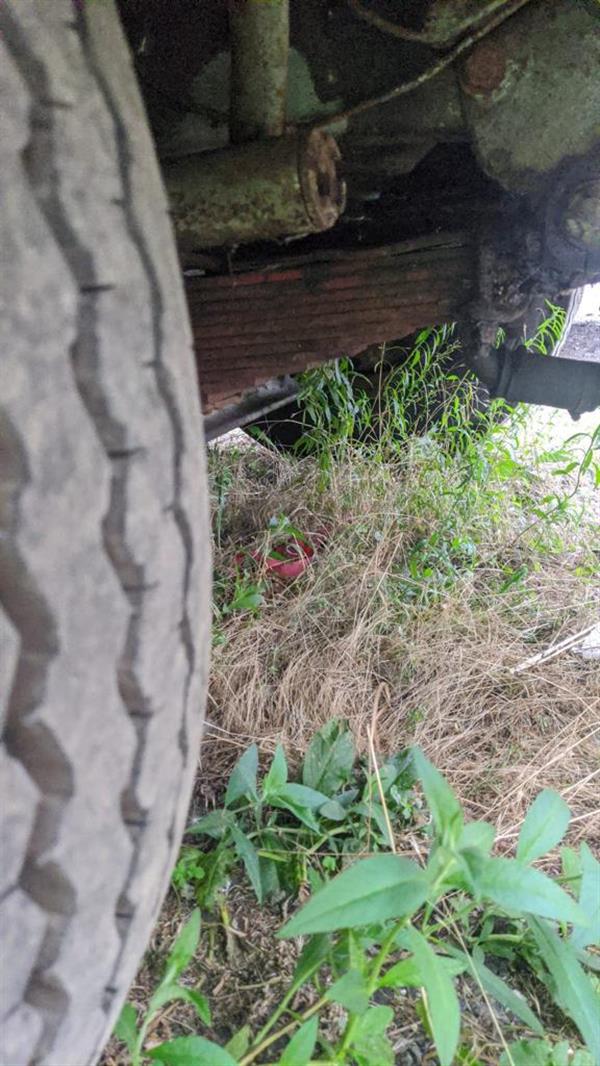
left=500, top=1039, right=595, bottom=1066
left=115, top=741, right=599, bottom=1066
left=115, top=910, right=210, bottom=1066
left=524, top=301, right=567, bottom=356
left=178, top=721, right=418, bottom=907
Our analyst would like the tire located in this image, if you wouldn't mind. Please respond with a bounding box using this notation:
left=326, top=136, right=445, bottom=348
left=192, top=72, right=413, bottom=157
left=0, top=4, right=210, bottom=1065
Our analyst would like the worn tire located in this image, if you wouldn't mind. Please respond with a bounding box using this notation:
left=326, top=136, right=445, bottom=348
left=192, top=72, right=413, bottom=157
left=0, top=4, right=210, bottom=1064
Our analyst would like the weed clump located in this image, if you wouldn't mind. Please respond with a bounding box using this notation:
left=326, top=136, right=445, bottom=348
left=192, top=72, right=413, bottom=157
left=113, top=739, right=600, bottom=1066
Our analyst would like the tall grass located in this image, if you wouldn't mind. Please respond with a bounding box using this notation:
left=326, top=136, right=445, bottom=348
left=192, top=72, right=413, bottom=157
left=293, top=325, right=499, bottom=467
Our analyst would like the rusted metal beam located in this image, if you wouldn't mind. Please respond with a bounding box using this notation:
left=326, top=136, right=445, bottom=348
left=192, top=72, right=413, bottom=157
left=164, top=130, right=345, bottom=248
left=187, top=233, right=476, bottom=411
left=229, top=0, right=289, bottom=142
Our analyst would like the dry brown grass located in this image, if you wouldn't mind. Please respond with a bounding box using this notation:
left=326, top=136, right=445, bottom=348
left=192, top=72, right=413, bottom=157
left=204, top=438, right=600, bottom=855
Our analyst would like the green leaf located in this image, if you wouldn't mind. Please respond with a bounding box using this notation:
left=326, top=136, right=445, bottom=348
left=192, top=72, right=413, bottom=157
left=528, top=916, right=600, bottom=1059
left=517, top=790, right=571, bottom=865
left=163, top=910, right=201, bottom=985
left=148, top=1035, right=237, bottom=1066
left=401, top=927, right=460, bottom=1066
left=326, top=969, right=370, bottom=1014
left=577, top=947, right=600, bottom=973
left=500, top=1038, right=595, bottom=1066
left=262, top=744, right=288, bottom=797
left=446, top=946, right=543, bottom=1035
left=457, top=821, right=495, bottom=854
left=302, top=720, right=355, bottom=794
left=290, top=934, right=330, bottom=990
left=571, top=842, right=600, bottom=950
left=379, top=954, right=465, bottom=989
left=560, top=846, right=582, bottom=893
left=369, top=803, right=393, bottom=847
left=231, top=825, right=263, bottom=903
left=269, top=796, right=319, bottom=832
left=278, top=1016, right=318, bottom=1066
left=477, top=857, right=587, bottom=925
left=318, top=798, right=348, bottom=821
left=279, top=855, right=428, bottom=937
left=193, top=847, right=235, bottom=909
left=499, top=1040, right=554, bottom=1066
left=224, top=1025, right=251, bottom=1060
left=187, top=810, right=234, bottom=838
left=456, top=1048, right=485, bottom=1066
left=148, top=983, right=211, bottom=1025
left=281, top=783, right=330, bottom=809
left=412, top=747, right=463, bottom=847
left=225, top=745, right=258, bottom=805
left=269, top=785, right=329, bottom=832
left=351, top=1005, right=394, bottom=1066
left=259, top=855, right=280, bottom=898
left=114, top=1003, right=138, bottom=1054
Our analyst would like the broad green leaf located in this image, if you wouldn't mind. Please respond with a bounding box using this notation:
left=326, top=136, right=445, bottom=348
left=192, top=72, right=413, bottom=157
left=446, top=946, right=543, bottom=1035
left=114, top=1003, right=138, bottom=1054
left=280, top=783, right=330, bottom=809
left=225, top=1025, right=251, bottom=1059
left=457, top=821, right=496, bottom=854
left=302, top=719, right=355, bottom=794
left=269, top=791, right=320, bottom=832
left=187, top=810, right=233, bottom=838
left=412, top=747, right=463, bottom=847
left=262, top=744, right=288, bottom=797
left=148, top=1035, right=237, bottom=1065
left=528, top=916, right=600, bottom=1059
left=149, top=983, right=211, bottom=1025
left=351, top=1005, right=394, bottom=1066
left=571, top=842, right=600, bottom=950
left=499, top=1040, right=555, bottom=1066
left=326, top=969, right=370, bottom=1014
left=231, top=825, right=263, bottom=903
left=500, top=1038, right=595, bottom=1066
left=477, top=857, right=587, bottom=926
left=319, top=799, right=348, bottom=821
left=336, top=787, right=359, bottom=808
left=401, top=927, right=460, bottom=1066
left=278, top=1016, right=319, bottom=1066
left=280, top=855, right=428, bottom=937
left=234, top=589, right=263, bottom=611
left=517, top=790, right=571, bottom=865
left=379, top=954, right=465, bottom=988
left=259, top=855, right=280, bottom=898
left=225, top=744, right=258, bottom=805
left=163, top=910, right=201, bottom=985
left=571, top=1051, right=596, bottom=1066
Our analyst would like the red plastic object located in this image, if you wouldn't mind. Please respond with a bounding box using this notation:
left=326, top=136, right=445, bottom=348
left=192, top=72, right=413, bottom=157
left=234, top=526, right=329, bottom=582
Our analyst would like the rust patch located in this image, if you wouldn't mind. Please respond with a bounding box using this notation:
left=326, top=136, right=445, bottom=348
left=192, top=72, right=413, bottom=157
left=460, top=39, right=508, bottom=98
